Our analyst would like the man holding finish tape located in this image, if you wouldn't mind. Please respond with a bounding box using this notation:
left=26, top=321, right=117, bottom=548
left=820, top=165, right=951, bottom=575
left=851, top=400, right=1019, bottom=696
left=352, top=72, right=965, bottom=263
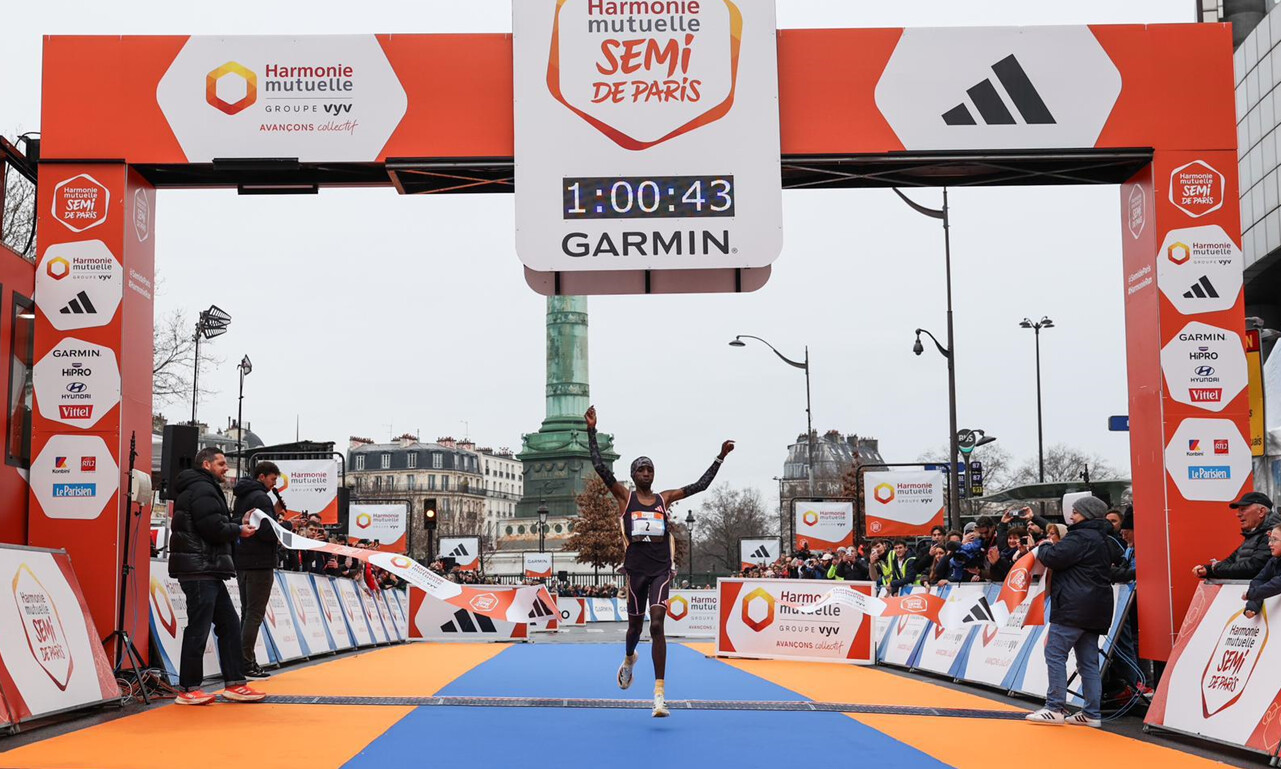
left=585, top=405, right=733, bottom=718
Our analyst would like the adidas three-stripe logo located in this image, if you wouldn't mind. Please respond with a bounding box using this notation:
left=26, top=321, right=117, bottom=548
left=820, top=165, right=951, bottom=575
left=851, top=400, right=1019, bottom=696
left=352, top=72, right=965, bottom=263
left=942, top=55, right=1056, bottom=127
left=440, top=608, right=496, bottom=634
left=60, top=291, right=98, bottom=315
left=1183, top=276, right=1220, bottom=299
left=961, top=596, right=997, bottom=625
left=750, top=545, right=771, bottom=558
left=448, top=543, right=470, bottom=557
left=528, top=598, right=554, bottom=619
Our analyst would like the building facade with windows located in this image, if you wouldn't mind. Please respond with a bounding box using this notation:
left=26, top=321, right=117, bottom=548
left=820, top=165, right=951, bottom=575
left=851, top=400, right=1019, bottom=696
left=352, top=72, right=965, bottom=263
left=477, top=446, right=523, bottom=543
left=347, top=435, right=485, bottom=554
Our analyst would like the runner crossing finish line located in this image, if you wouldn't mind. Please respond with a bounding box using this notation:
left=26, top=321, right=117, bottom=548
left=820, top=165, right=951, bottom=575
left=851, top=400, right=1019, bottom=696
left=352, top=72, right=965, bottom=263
left=585, top=405, right=733, bottom=717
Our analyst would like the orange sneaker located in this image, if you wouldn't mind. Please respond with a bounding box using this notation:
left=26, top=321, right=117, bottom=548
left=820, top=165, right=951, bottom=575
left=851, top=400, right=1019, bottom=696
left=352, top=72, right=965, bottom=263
left=175, top=689, right=215, bottom=706
left=221, top=684, right=267, bottom=703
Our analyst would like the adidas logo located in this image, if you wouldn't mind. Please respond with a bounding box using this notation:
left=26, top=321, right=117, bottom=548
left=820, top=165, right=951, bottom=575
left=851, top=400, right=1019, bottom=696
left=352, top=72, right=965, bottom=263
left=440, top=608, right=496, bottom=634
left=942, top=54, right=1055, bottom=127
left=527, top=597, right=554, bottom=619
left=1182, top=276, right=1220, bottom=300
left=961, top=595, right=997, bottom=625
left=59, top=291, right=98, bottom=316
left=448, top=543, right=470, bottom=557
left=750, top=545, right=771, bottom=558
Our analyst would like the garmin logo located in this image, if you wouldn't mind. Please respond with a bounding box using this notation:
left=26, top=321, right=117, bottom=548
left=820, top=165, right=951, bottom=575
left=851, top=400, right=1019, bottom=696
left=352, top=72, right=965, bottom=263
left=562, top=229, right=731, bottom=257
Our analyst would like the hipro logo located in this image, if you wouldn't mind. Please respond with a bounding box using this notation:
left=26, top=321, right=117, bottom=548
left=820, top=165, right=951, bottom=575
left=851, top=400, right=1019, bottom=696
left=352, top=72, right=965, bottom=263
left=874, top=483, right=896, bottom=504
left=52, top=483, right=96, bottom=498
left=206, top=61, right=257, bottom=115
left=1188, top=466, right=1231, bottom=480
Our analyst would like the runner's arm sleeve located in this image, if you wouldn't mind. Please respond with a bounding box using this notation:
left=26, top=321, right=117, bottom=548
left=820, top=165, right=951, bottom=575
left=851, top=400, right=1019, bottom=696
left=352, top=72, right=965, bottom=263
left=587, top=428, right=617, bottom=487
left=680, top=458, right=722, bottom=498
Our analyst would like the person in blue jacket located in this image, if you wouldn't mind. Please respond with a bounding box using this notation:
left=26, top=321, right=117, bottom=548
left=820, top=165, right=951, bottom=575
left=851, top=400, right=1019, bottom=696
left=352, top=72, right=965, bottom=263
left=1243, top=525, right=1281, bottom=619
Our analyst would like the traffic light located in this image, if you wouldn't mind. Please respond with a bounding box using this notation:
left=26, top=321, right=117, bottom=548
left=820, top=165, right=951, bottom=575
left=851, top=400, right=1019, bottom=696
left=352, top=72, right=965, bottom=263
left=423, top=498, right=438, bottom=531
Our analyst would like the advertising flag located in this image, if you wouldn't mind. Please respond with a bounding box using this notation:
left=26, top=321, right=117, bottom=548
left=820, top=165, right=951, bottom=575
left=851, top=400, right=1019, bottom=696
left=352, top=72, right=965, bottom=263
left=439, top=536, right=481, bottom=571
left=863, top=471, right=945, bottom=537
left=794, top=501, right=854, bottom=551
left=740, top=538, right=781, bottom=569
left=524, top=551, right=553, bottom=579
left=347, top=503, right=408, bottom=552
left=273, top=459, right=340, bottom=524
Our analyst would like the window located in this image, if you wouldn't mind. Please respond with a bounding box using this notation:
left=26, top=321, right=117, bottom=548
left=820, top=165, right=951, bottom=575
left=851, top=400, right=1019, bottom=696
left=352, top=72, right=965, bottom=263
left=442, top=476, right=450, bottom=491
left=442, top=498, right=451, bottom=513
left=407, top=474, right=416, bottom=490
left=385, top=475, right=394, bottom=489
left=373, top=476, right=382, bottom=491
left=355, top=454, right=366, bottom=470
left=554, top=524, right=563, bottom=533
left=407, top=452, right=417, bottom=469
left=380, top=453, right=391, bottom=469
left=506, top=526, right=514, bottom=535
left=6, top=293, right=32, bottom=468
left=428, top=475, right=437, bottom=490
left=517, top=525, right=526, bottom=534
left=432, top=452, right=443, bottom=469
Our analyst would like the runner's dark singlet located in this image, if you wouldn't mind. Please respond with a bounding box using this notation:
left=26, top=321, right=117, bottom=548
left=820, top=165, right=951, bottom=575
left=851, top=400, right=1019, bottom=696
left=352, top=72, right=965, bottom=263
left=623, top=491, right=672, bottom=576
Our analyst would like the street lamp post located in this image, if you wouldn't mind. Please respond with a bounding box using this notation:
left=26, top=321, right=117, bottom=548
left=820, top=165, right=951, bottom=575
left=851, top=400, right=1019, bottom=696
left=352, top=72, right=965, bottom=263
left=729, top=334, right=814, bottom=500
left=1019, top=317, right=1055, bottom=484
left=913, top=328, right=960, bottom=531
left=537, top=502, right=548, bottom=554
left=895, top=186, right=961, bottom=531
left=236, top=355, right=252, bottom=478
left=684, top=510, right=695, bottom=582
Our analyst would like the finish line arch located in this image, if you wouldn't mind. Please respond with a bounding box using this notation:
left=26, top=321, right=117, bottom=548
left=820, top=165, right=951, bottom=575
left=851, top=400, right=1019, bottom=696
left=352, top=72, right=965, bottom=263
left=27, top=20, right=1245, bottom=663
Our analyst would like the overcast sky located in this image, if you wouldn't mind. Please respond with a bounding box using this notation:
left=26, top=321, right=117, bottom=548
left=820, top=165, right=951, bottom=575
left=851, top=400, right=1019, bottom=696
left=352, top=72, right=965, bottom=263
left=2, top=0, right=1193, bottom=511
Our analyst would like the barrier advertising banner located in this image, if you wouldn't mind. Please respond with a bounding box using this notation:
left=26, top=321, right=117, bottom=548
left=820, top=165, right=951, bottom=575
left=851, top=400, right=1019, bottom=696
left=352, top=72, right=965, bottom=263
left=513, top=0, right=783, bottom=275
left=863, top=471, right=945, bottom=537
left=588, top=597, right=624, bottom=622
left=382, top=591, right=408, bottom=640
left=557, top=597, right=588, bottom=625
left=439, top=536, right=481, bottom=571
left=740, top=538, right=782, bottom=569
left=359, top=584, right=391, bottom=644
left=225, top=575, right=273, bottom=666
left=1010, top=585, right=1133, bottom=702
left=524, top=552, right=553, bottom=579
left=334, top=578, right=376, bottom=647
left=794, top=501, right=854, bottom=552
left=311, top=575, right=355, bottom=651
left=953, top=585, right=1046, bottom=690
left=148, top=562, right=219, bottom=683
left=0, top=546, right=120, bottom=723
left=279, top=571, right=333, bottom=657
left=347, top=503, right=407, bottom=552
left=408, top=587, right=528, bottom=642
left=716, top=578, right=874, bottom=664
left=1147, top=582, right=1281, bottom=758
left=878, top=588, right=936, bottom=667
left=912, top=584, right=992, bottom=677
left=263, top=576, right=306, bottom=662
left=274, top=459, right=340, bottom=523
left=666, top=589, right=717, bottom=638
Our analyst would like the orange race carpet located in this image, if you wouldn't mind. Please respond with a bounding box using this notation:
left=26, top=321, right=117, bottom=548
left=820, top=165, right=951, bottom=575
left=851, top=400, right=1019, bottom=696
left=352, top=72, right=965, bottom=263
left=0, top=642, right=1237, bottom=769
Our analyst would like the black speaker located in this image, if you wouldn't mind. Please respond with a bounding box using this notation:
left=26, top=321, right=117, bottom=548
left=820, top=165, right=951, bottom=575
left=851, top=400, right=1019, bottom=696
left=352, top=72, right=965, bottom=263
left=336, top=487, right=350, bottom=531
left=557, top=570, right=569, bottom=582
left=160, top=424, right=199, bottom=500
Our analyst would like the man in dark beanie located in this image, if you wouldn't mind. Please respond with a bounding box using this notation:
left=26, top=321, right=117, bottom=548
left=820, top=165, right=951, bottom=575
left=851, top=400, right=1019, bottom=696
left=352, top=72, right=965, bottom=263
left=1025, top=495, right=1115, bottom=727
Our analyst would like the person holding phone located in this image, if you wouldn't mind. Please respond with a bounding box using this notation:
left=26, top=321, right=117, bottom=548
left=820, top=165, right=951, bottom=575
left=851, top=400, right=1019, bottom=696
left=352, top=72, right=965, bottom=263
left=585, top=405, right=733, bottom=718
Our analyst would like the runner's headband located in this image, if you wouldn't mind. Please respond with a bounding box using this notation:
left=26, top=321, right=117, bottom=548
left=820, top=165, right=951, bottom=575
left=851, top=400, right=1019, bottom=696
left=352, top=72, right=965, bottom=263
left=631, top=456, right=654, bottom=473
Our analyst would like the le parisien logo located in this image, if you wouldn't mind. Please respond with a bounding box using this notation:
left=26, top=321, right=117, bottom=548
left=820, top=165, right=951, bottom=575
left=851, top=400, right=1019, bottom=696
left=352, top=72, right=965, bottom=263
left=206, top=61, right=258, bottom=115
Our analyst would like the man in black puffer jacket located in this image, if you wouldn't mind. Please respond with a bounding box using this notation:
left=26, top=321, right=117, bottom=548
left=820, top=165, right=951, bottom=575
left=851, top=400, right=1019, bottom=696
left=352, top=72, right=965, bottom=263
left=167, top=448, right=265, bottom=705
left=1025, top=496, right=1115, bottom=728
left=232, top=460, right=285, bottom=679
left=1194, top=492, right=1280, bottom=581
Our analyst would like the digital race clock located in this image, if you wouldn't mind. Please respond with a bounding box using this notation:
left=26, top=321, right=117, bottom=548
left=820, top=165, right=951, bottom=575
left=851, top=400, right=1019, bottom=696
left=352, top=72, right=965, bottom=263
left=563, top=175, right=735, bottom=219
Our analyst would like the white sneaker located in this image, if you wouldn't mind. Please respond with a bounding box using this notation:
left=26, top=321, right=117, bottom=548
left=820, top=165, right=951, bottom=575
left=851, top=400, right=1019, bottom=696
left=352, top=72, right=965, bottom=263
left=617, top=653, right=637, bottom=690
left=652, top=686, right=669, bottom=718
left=1066, top=712, right=1102, bottom=727
left=1025, top=708, right=1066, bottom=725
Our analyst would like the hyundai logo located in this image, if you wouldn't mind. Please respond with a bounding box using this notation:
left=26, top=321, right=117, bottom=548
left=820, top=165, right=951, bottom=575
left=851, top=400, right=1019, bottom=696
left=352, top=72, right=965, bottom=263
left=71, top=362, right=82, bottom=369
left=1195, top=366, right=1215, bottom=377
left=65, top=382, right=86, bottom=393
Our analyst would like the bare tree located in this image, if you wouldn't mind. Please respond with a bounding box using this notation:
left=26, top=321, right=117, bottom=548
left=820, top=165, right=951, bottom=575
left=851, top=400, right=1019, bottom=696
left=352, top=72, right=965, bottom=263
left=917, top=443, right=1016, bottom=493
left=1009, top=444, right=1120, bottom=485
left=153, top=307, right=223, bottom=406
left=1, top=140, right=36, bottom=261
left=691, top=485, right=775, bottom=573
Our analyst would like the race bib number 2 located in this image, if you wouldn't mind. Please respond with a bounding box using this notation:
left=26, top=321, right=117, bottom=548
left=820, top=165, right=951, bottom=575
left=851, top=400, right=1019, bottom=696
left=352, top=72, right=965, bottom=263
left=632, top=511, right=666, bottom=537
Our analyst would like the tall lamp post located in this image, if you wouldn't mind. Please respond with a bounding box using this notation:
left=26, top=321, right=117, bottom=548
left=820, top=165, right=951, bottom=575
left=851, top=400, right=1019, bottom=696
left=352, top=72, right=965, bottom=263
left=236, top=355, right=252, bottom=478
left=190, top=304, right=231, bottom=425
left=537, top=501, right=548, bottom=554
left=729, top=335, right=814, bottom=498
left=913, top=328, right=960, bottom=531
left=1019, top=316, right=1054, bottom=484
left=684, top=510, right=695, bottom=582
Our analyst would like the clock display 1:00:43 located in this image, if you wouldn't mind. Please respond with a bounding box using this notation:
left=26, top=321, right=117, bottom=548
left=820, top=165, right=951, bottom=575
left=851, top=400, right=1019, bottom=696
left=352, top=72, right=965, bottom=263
left=563, top=175, right=734, bottom=220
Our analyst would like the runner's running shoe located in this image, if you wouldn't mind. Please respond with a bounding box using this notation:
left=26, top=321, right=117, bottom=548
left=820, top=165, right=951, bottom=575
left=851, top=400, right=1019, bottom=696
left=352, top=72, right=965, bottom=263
left=652, top=680, right=669, bottom=718
left=617, top=653, right=638, bottom=690
left=221, top=685, right=267, bottom=703
left=175, top=689, right=215, bottom=706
